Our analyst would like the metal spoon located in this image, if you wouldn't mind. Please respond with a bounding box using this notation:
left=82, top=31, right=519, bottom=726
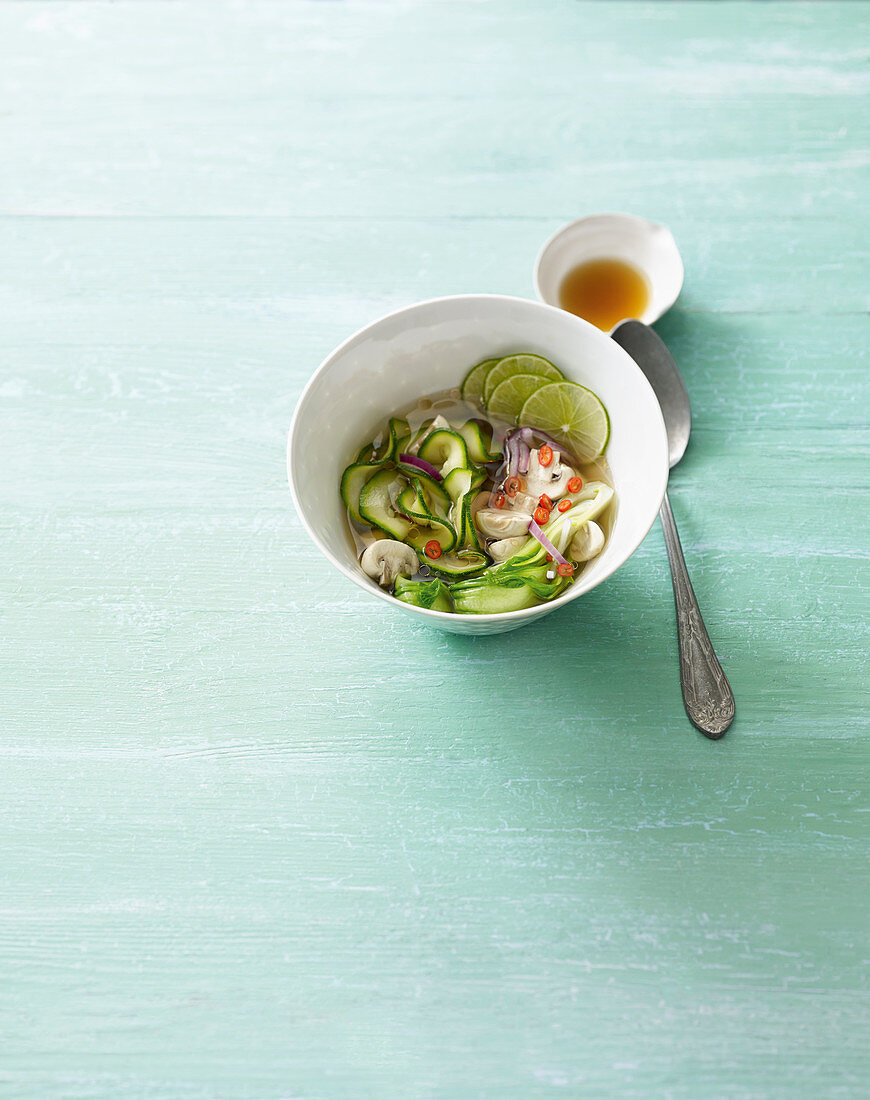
left=612, top=320, right=735, bottom=740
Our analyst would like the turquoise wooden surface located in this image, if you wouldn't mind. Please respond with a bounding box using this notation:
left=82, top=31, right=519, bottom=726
left=1, top=1, right=868, bottom=1096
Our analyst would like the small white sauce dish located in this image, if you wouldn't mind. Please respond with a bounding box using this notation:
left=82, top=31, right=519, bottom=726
left=534, top=213, right=684, bottom=329
left=288, top=295, right=669, bottom=636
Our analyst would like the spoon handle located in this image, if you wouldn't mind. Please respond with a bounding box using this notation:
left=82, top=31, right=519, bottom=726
left=659, top=492, right=735, bottom=739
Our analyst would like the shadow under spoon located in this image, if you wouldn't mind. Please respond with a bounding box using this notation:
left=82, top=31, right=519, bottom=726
left=612, top=320, right=735, bottom=740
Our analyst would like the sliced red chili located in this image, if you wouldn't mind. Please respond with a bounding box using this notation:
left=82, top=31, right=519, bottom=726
left=538, top=444, right=553, bottom=468
left=557, top=499, right=572, bottom=513
left=557, top=562, right=574, bottom=577
left=538, top=493, right=553, bottom=510
left=533, top=506, right=550, bottom=525
left=493, top=492, right=506, bottom=509
left=504, top=476, right=521, bottom=498
left=567, top=476, right=583, bottom=494
left=424, top=540, right=442, bottom=559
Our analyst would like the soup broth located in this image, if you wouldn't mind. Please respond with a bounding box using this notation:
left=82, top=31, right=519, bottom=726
left=339, top=352, right=617, bottom=614
left=345, top=390, right=616, bottom=591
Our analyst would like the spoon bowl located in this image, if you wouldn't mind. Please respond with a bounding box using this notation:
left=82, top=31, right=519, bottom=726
left=610, top=321, right=691, bottom=467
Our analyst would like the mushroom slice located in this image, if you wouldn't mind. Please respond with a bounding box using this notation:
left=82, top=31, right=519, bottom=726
left=524, top=448, right=577, bottom=500
left=568, top=521, right=605, bottom=563
left=487, top=535, right=529, bottom=562
left=510, top=491, right=537, bottom=516
left=475, top=508, right=533, bottom=539
left=360, top=539, right=419, bottom=587
left=469, top=490, right=492, bottom=526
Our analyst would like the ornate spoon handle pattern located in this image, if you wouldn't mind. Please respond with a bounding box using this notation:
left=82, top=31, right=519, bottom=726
left=659, top=493, right=735, bottom=739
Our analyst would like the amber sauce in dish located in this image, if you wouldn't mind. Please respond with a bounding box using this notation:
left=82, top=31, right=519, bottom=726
left=558, top=257, right=650, bottom=331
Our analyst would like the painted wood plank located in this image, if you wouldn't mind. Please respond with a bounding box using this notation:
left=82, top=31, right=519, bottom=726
left=0, top=2, right=868, bottom=1098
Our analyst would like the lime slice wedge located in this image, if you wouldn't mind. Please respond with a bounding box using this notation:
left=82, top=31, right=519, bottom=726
left=487, top=373, right=550, bottom=423
left=460, top=357, right=500, bottom=407
left=518, top=381, right=610, bottom=460
left=482, top=354, right=564, bottom=405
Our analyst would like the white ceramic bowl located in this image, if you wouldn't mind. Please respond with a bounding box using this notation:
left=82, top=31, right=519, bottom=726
left=288, top=295, right=669, bottom=635
left=535, top=213, right=684, bottom=330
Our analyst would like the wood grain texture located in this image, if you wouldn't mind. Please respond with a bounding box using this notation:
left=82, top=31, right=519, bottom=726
left=1, top=2, right=868, bottom=1097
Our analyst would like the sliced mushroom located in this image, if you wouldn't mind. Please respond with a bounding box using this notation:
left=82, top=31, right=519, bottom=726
left=487, top=535, right=529, bottom=562
left=524, top=448, right=576, bottom=500
left=475, top=508, right=533, bottom=539
left=360, top=539, right=419, bottom=587
left=506, top=490, right=536, bottom=517
left=568, top=521, right=605, bottom=562
left=469, top=490, right=491, bottom=526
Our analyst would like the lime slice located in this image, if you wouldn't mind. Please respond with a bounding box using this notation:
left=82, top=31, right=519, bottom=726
left=460, top=358, right=499, bottom=407
left=487, top=373, right=550, bottom=423
left=518, top=381, right=610, bottom=460
left=483, top=354, right=564, bottom=405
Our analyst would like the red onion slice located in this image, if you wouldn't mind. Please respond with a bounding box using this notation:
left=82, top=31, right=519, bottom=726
left=398, top=453, right=442, bottom=481
left=504, top=425, right=578, bottom=480
left=517, top=437, right=531, bottom=475
left=517, top=426, right=581, bottom=469
left=527, top=518, right=569, bottom=567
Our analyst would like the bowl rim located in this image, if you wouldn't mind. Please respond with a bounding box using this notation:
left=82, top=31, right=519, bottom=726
left=287, top=293, right=669, bottom=624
